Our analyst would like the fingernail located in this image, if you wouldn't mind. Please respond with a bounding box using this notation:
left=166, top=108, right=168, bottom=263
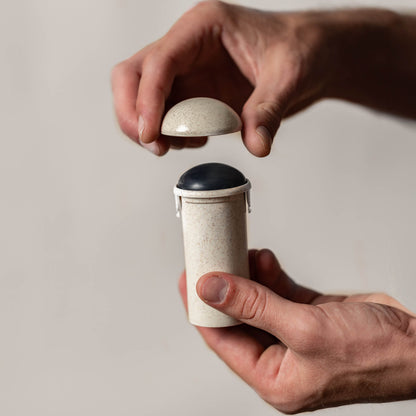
left=137, top=138, right=161, bottom=156
left=256, top=125, right=272, bottom=152
left=138, top=115, right=145, bottom=140
left=146, top=141, right=161, bottom=156
left=200, top=276, right=229, bottom=304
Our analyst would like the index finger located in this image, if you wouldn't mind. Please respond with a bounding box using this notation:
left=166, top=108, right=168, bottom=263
left=112, top=46, right=171, bottom=155
left=136, top=48, right=177, bottom=143
left=111, top=58, right=142, bottom=140
left=135, top=2, right=228, bottom=143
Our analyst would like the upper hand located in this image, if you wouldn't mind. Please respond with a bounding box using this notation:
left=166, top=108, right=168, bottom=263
left=111, top=1, right=329, bottom=156
left=179, top=249, right=416, bottom=413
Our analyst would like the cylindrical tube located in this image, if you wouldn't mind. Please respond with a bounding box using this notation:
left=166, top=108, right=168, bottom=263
left=174, top=163, right=251, bottom=327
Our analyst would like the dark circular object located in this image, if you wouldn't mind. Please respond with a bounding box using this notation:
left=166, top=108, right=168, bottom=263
left=177, top=163, right=247, bottom=191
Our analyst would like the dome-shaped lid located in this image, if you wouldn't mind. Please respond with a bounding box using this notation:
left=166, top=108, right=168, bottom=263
left=176, top=163, right=247, bottom=191
left=161, top=97, right=241, bottom=137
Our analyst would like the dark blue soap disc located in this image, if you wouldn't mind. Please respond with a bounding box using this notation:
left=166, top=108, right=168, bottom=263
left=177, top=163, right=247, bottom=191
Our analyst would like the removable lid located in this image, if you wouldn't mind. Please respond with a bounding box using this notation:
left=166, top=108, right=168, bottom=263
left=174, top=163, right=251, bottom=217
left=161, top=97, right=242, bottom=137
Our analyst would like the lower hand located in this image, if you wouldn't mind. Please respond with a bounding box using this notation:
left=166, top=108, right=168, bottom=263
left=178, top=249, right=416, bottom=413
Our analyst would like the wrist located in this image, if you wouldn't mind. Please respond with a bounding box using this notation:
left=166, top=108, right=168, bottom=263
left=374, top=313, right=416, bottom=402
left=324, top=309, right=416, bottom=406
left=314, top=8, right=402, bottom=100
left=402, top=316, right=416, bottom=396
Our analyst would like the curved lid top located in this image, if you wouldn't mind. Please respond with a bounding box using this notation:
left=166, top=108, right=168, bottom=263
left=161, top=97, right=242, bottom=137
left=176, top=163, right=247, bottom=191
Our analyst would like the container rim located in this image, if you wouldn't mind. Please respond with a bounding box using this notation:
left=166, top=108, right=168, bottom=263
left=173, top=181, right=251, bottom=218
left=173, top=181, right=251, bottom=199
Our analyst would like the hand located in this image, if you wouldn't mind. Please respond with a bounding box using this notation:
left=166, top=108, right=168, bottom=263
left=111, top=1, right=333, bottom=156
left=112, top=2, right=416, bottom=156
left=178, top=249, right=416, bottom=413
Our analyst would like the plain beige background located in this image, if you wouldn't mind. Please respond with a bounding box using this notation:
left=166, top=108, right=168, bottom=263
left=1, top=0, right=416, bottom=415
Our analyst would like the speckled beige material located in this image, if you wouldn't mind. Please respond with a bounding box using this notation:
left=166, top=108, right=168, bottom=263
left=175, top=184, right=250, bottom=327
left=161, top=97, right=242, bottom=137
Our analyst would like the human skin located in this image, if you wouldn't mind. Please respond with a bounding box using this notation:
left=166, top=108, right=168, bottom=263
left=178, top=249, right=416, bottom=413
left=111, top=1, right=416, bottom=156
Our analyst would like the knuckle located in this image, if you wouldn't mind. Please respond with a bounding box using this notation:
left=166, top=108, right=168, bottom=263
left=111, top=60, right=128, bottom=85
left=143, top=47, right=177, bottom=77
left=242, top=99, right=283, bottom=131
left=161, top=52, right=180, bottom=74
left=142, top=50, right=160, bottom=71
left=190, top=0, right=228, bottom=21
left=257, top=101, right=283, bottom=130
left=193, top=0, right=224, bottom=12
left=238, top=287, right=268, bottom=323
left=258, top=101, right=282, bottom=119
left=370, top=292, right=393, bottom=304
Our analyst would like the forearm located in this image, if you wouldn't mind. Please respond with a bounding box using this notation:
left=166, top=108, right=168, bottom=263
left=389, top=315, right=416, bottom=401
left=319, top=9, right=416, bottom=118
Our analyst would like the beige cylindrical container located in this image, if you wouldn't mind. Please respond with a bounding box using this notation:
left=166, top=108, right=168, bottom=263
left=174, top=163, right=251, bottom=327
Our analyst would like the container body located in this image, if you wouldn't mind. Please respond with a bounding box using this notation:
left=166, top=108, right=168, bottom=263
left=180, top=192, right=249, bottom=327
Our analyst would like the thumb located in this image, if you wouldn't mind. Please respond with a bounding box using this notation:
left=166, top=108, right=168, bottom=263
left=241, top=79, right=285, bottom=157
left=196, top=272, right=309, bottom=346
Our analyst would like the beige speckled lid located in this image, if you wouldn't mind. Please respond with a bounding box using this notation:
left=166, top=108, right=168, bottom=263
left=161, top=97, right=242, bottom=137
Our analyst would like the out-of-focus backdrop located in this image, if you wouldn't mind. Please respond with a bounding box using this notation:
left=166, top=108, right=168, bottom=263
left=1, top=0, right=415, bottom=415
